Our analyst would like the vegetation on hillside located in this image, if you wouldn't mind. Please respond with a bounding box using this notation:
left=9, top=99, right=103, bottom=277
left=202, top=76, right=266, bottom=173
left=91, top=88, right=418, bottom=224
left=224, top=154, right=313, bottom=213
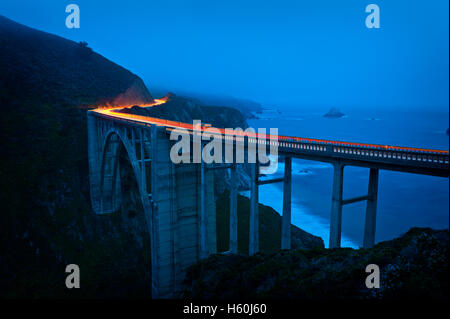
left=182, top=228, right=449, bottom=299
left=0, top=15, right=154, bottom=298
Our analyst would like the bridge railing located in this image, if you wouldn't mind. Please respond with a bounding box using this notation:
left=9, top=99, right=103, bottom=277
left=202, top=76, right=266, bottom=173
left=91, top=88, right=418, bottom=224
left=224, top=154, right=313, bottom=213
left=90, top=110, right=449, bottom=170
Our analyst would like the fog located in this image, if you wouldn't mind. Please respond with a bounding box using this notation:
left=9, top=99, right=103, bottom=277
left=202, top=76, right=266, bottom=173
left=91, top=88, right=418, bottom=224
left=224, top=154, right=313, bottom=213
left=2, top=0, right=448, bottom=110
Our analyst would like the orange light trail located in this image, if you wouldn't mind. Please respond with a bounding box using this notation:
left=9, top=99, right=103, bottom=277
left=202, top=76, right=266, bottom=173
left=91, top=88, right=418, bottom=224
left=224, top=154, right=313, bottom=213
left=92, top=101, right=449, bottom=155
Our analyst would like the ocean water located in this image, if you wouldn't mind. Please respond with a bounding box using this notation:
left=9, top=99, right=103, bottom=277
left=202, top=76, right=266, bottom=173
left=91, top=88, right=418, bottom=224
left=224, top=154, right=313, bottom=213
left=245, top=107, right=449, bottom=248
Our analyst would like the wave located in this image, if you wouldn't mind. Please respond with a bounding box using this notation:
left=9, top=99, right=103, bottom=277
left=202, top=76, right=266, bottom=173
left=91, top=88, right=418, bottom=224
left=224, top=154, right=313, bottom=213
left=241, top=180, right=358, bottom=249
left=260, top=159, right=331, bottom=177
left=364, top=117, right=381, bottom=121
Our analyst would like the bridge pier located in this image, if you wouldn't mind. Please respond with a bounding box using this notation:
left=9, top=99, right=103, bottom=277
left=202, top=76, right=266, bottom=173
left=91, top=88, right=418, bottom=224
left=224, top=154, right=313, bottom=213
left=199, top=152, right=208, bottom=259
left=249, top=162, right=259, bottom=255
left=329, top=163, right=380, bottom=249
left=363, top=168, right=379, bottom=248
left=229, top=163, right=238, bottom=254
left=281, top=156, right=292, bottom=249
left=329, top=162, right=344, bottom=248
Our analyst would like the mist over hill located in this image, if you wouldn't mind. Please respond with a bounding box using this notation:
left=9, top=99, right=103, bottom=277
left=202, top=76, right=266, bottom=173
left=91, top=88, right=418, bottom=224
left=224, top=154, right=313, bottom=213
left=117, top=93, right=249, bottom=128
left=149, top=87, right=263, bottom=117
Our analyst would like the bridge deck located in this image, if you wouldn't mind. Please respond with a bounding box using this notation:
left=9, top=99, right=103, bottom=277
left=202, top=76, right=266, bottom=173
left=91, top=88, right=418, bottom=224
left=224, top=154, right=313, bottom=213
left=89, top=109, right=449, bottom=178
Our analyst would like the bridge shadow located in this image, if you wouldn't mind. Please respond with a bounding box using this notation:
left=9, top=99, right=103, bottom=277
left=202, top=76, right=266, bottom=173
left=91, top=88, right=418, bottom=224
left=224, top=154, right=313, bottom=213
left=117, top=143, right=152, bottom=296
left=95, top=141, right=152, bottom=297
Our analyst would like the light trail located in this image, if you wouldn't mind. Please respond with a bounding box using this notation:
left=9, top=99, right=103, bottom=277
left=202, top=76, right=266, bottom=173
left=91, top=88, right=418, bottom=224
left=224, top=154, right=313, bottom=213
left=92, top=101, right=449, bottom=155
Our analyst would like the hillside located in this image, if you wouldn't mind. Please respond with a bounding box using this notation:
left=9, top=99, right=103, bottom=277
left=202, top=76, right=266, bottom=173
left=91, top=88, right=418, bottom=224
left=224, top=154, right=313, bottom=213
left=117, top=93, right=248, bottom=129
left=0, top=15, right=155, bottom=297
left=182, top=228, right=449, bottom=299
left=0, top=15, right=153, bottom=108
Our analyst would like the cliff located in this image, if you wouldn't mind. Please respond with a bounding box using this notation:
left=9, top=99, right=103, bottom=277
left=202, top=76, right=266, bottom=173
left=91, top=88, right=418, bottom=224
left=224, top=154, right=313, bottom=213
left=181, top=228, right=449, bottom=299
left=0, top=15, right=153, bottom=108
left=117, top=93, right=248, bottom=128
left=0, top=16, right=155, bottom=297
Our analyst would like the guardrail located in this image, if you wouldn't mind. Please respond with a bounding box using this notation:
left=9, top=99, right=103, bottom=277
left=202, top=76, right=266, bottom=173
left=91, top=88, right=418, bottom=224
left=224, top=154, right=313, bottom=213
left=90, top=110, right=449, bottom=168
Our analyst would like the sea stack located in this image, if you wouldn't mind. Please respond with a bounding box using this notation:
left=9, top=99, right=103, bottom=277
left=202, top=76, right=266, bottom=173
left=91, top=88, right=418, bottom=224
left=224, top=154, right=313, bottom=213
left=323, top=107, right=345, bottom=118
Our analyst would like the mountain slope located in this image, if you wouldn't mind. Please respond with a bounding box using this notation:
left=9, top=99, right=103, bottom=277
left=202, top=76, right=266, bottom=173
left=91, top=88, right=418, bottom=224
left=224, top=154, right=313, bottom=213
left=0, top=16, right=154, bottom=297
left=0, top=15, right=153, bottom=108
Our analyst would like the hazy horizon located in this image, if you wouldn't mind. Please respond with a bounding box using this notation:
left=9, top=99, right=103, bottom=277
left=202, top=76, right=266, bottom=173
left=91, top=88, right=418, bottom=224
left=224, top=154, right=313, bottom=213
left=1, top=0, right=449, bottom=111
left=149, top=85, right=450, bottom=113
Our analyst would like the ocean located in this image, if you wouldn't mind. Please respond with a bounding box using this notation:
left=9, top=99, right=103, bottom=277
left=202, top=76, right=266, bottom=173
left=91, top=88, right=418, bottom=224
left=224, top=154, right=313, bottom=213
left=244, top=107, right=449, bottom=248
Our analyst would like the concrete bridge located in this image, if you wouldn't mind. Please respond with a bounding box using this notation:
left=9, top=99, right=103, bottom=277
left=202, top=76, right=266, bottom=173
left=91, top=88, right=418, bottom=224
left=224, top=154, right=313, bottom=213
left=87, top=106, right=449, bottom=298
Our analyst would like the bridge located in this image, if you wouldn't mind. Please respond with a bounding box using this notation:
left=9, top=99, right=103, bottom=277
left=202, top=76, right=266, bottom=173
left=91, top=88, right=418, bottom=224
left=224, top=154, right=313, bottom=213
left=87, top=101, right=449, bottom=298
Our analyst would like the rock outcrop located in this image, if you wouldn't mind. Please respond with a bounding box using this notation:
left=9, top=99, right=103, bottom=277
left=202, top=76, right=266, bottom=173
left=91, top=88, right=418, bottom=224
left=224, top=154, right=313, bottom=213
left=117, top=93, right=248, bottom=129
left=323, top=107, right=345, bottom=118
left=181, top=228, right=449, bottom=299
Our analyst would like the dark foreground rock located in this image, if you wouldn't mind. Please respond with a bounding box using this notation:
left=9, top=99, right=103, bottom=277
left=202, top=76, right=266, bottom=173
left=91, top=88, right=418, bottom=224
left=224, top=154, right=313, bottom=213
left=181, top=228, right=449, bottom=299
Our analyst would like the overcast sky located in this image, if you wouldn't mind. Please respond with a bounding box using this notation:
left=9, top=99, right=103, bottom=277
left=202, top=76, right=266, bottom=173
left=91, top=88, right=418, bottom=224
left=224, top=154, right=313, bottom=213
left=1, top=0, right=448, bottom=110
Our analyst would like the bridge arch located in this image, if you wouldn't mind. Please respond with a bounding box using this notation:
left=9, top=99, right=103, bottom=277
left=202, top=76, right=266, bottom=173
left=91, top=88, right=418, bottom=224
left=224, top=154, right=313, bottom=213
left=88, top=113, right=218, bottom=298
left=95, top=124, right=158, bottom=297
left=99, top=128, right=145, bottom=214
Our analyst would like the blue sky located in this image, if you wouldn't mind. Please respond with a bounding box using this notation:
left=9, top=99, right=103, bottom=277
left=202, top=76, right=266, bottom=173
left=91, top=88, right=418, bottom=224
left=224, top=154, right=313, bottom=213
left=1, top=0, right=448, bottom=110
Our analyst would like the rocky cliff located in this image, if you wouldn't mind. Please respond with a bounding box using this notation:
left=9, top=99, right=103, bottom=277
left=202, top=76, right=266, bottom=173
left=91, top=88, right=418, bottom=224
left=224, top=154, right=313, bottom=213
left=181, top=228, right=448, bottom=299
left=117, top=93, right=248, bottom=129
left=0, top=15, right=155, bottom=297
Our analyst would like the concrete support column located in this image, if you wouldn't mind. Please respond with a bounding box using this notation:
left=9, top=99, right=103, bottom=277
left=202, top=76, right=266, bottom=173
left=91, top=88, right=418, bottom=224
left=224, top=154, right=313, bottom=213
left=150, top=124, right=159, bottom=298
left=329, top=162, right=344, bottom=248
left=363, top=168, right=379, bottom=248
left=229, top=164, right=238, bottom=254
left=281, top=156, right=292, bottom=250
left=249, top=162, right=259, bottom=255
left=139, top=128, right=147, bottom=193
left=199, top=150, right=208, bottom=259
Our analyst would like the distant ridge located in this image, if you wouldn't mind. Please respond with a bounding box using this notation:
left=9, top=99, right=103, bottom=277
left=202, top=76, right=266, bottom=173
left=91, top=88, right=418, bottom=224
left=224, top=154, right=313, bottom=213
left=149, top=87, right=263, bottom=117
